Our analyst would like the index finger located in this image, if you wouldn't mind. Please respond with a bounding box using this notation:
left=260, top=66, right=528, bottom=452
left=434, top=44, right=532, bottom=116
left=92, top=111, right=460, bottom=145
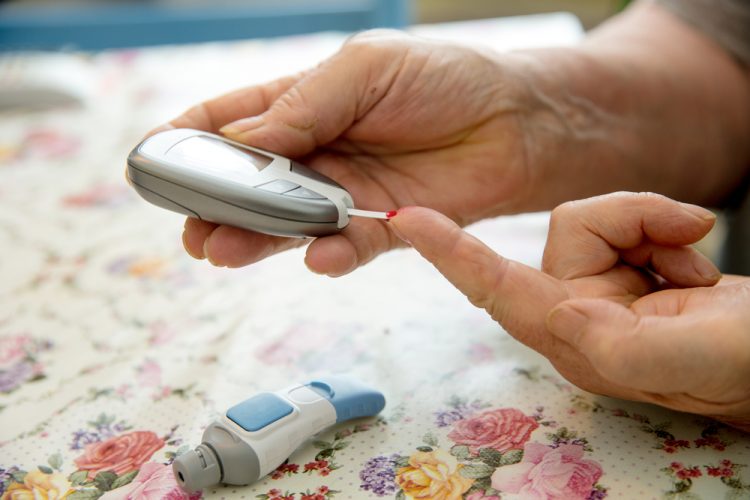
left=388, top=206, right=567, bottom=349
left=155, top=74, right=302, bottom=135
left=126, top=75, right=302, bottom=184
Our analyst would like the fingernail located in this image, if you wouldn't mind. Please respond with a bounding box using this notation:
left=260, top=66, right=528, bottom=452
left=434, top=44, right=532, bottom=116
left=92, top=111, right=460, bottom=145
left=546, top=306, right=588, bottom=346
left=693, top=256, right=721, bottom=281
left=220, top=116, right=264, bottom=135
left=388, top=221, right=411, bottom=245
left=681, top=203, right=716, bottom=221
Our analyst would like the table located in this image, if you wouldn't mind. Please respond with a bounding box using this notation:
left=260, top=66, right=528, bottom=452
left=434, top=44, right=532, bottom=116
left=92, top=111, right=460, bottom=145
left=1, top=14, right=749, bottom=500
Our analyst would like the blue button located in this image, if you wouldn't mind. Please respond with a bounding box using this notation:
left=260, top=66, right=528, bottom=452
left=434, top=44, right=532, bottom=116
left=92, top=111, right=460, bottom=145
left=226, top=393, right=294, bottom=432
left=308, top=380, right=335, bottom=399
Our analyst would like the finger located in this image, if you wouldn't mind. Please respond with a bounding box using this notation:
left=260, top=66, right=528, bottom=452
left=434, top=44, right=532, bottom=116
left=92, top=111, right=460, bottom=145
left=388, top=207, right=567, bottom=349
left=546, top=298, right=747, bottom=401
left=129, top=77, right=301, bottom=183
left=305, top=217, right=402, bottom=277
left=201, top=224, right=306, bottom=268
left=182, top=218, right=217, bottom=259
left=543, top=192, right=717, bottom=280
left=620, top=242, right=720, bottom=287
left=159, top=75, right=301, bottom=135
left=219, top=43, right=405, bottom=157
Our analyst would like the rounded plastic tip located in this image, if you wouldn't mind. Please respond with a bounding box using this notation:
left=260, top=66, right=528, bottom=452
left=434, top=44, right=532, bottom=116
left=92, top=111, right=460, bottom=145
left=172, top=445, right=222, bottom=493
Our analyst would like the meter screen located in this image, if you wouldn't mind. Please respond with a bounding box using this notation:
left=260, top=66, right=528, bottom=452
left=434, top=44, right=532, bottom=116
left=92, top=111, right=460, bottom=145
left=166, top=136, right=272, bottom=179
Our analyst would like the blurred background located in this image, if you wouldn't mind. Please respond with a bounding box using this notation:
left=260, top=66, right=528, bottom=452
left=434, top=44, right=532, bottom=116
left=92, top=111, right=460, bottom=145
left=418, top=0, right=625, bottom=28
left=0, top=0, right=628, bottom=51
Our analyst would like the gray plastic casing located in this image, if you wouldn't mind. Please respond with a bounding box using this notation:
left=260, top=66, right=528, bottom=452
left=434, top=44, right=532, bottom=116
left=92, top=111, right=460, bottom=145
left=173, top=421, right=261, bottom=493
left=126, top=128, right=354, bottom=238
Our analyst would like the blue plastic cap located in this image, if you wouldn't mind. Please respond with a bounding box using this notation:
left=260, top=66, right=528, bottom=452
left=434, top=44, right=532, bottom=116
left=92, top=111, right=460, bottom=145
left=307, top=375, right=385, bottom=423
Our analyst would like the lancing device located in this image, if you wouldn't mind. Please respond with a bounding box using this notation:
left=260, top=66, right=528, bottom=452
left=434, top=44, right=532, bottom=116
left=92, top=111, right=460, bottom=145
left=127, top=128, right=394, bottom=238
left=172, top=375, right=385, bottom=493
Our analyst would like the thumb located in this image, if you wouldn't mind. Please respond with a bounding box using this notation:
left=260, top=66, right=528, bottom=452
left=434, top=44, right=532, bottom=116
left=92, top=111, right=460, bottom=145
left=546, top=298, right=732, bottom=397
left=389, top=207, right=566, bottom=347
left=218, top=43, right=403, bottom=157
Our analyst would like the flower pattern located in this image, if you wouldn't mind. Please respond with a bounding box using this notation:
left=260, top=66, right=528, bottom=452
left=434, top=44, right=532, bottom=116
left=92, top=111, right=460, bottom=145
left=447, top=408, right=538, bottom=455
left=99, top=462, right=200, bottom=500
left=74, top=430, right=165, bottom=479
left=0, top=334, right=51, bottom=394
left=1, top=469, right=71, bottom=500
left=490, top=442, right=602, bottom=499
left=395, top=449, right=473, bottom=500
left=4, top=29, right=750, bottom=500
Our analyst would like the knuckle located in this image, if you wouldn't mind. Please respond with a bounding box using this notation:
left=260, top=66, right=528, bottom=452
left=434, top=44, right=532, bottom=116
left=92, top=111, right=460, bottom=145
left=345, top=28, right=408, bottom=47
left=636, top=191, right=666, bottom=202
left=273, top=87, right=318, bottom=131
left=550, top=200, right=580, bottom=225
left=183, top=103, right=212, bottom=129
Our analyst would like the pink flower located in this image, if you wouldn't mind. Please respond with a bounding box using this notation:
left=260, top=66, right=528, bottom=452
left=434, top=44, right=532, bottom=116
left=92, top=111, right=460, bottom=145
left=491, top=442, right=603, bottom=500
left=148, top=321, right=177, bottom=346
left=448, top=408, right=538, bottom=455
left=100, top=462, right=201, bottom=499
left=62, top=183, right=130, bottom=208
left=23, top=129, right=81, bottom=159
left=74, top=430, right=165, bottom=479
left=466, top=490, right=501, bottom=500
left=316, top=486, right=329, bottom=494
left=0, top=335, right=31, bottom=370
left=137, top=360, right=161, bottom=387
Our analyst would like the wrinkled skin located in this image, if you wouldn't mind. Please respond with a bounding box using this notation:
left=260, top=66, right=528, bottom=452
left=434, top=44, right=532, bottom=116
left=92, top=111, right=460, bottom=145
left=147, top=31, right=533, bottom=276
left=388, top=192, right=750, bottom=432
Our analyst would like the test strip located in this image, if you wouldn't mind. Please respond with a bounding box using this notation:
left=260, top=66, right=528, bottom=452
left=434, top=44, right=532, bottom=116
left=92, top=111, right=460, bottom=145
left=347, top=208, right=397, bottom=220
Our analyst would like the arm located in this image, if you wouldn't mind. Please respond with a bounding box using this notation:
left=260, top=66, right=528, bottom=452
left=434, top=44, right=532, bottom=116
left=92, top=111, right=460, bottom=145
left=501, top=0, right=750, bottom=211
left=160, top=2, right=750, bottom=274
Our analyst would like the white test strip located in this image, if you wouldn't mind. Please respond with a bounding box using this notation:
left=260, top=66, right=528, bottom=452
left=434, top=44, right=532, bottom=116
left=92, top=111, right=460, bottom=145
left=347, top=208, right=394, bottom=220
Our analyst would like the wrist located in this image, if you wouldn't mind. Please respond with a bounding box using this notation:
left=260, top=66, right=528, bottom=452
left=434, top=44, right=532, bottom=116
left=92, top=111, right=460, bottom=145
left=488, top=47, right=632, bottom=213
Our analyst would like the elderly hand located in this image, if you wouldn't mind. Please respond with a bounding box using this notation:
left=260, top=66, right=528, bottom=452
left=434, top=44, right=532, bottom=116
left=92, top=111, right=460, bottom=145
left=155, top=31, right=532, bottom=276
left=388, top=192, right=750, bottom=431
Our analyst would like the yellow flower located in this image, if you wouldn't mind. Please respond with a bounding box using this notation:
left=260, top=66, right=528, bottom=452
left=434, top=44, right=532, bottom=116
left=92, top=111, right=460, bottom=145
left=1, top=470, right=71, bottom=500
left=395, top=449, right=474, bottom=500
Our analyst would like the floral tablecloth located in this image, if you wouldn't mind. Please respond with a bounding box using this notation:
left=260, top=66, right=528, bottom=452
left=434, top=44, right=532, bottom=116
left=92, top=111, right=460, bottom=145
left=2, top=14, right=750, bottom=500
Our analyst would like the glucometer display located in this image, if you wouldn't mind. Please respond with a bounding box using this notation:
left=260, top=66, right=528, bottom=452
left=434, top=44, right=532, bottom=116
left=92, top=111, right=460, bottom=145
left=127, top=129, right=368, bottom=237
left=166, top=136, right=272, bottom=177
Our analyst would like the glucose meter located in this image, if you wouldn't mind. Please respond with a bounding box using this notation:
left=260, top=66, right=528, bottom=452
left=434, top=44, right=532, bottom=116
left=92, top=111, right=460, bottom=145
left=127, top=128, right=389, bottom=238
left=172, top=375, right=385, bottom=492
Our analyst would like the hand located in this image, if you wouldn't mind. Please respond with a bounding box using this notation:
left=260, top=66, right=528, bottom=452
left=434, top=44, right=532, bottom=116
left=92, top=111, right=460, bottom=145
left=388, top=192, right=750, bottom=431
left=156, top=30, right=533, bottom=275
